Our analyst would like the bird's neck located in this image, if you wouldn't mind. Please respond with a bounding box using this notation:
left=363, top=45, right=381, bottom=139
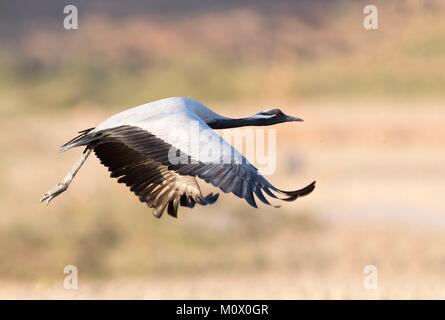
left=208, top=117, right=273, bottom=129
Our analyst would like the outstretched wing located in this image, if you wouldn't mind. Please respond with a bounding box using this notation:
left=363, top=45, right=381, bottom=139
left=93, top=136, right=218, bottom=218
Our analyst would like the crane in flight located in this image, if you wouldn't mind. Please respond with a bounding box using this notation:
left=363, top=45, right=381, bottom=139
left=41, top=97, right=315, bottom=218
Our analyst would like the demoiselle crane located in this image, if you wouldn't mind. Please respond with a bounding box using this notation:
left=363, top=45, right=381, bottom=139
left=41, top=97, right=315, bottom=218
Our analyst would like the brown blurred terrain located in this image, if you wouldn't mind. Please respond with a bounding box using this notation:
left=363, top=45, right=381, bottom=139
left=0, top=0, right=445, bottom=299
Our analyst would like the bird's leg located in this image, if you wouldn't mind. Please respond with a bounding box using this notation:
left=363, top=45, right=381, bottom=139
left=40, top=148, right=92, bottom=205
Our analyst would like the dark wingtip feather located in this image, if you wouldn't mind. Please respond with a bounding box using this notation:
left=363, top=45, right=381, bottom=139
left=204, top=192, right=219, bottom=204
left=272, top=180, right=316, bottom=202
left=293, top=180, right=316, bottom=197
left=244, top=185, right=258, bottom=208
left=167, top=200, right=179, bottom=218
left=197, top=193, right=220, bottom=206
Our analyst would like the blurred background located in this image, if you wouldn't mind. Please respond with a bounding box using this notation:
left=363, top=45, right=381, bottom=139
left=0, top=0, right=444, bottom=298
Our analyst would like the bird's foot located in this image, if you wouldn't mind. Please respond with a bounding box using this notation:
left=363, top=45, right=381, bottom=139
left=40, top=182, right=68, bottom=205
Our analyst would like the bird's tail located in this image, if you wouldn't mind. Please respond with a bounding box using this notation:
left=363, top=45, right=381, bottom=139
left=60, top=128, right=96, bottom=152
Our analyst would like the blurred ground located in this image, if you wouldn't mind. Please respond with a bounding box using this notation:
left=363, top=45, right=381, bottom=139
left=0, top=0, right=444, bottom=299
left=1, top=102, right=444, bottom=299
left=1, top=225, right=445, bottom=299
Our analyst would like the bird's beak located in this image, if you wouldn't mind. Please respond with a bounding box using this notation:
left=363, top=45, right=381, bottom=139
left=286, top=115, right=304, bottom=122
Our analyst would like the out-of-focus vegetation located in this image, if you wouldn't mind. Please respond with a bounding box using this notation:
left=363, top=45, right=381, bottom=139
left=1, top=1, right=445, bottom=114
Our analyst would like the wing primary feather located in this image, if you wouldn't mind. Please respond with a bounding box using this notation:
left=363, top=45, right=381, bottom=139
left=270, top=181, right=316, bottom=201
left=244, top=183, right=258, bottom=208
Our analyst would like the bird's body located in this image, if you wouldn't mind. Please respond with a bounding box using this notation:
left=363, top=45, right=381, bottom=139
left=42, top=97, right=315, bottom=218
left=71, top=97, right=247, bottom=165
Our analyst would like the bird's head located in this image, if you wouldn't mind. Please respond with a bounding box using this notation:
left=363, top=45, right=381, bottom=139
left=207, top=107, right=303, bottom=129
left=252, top=108, right=303, bottom=125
